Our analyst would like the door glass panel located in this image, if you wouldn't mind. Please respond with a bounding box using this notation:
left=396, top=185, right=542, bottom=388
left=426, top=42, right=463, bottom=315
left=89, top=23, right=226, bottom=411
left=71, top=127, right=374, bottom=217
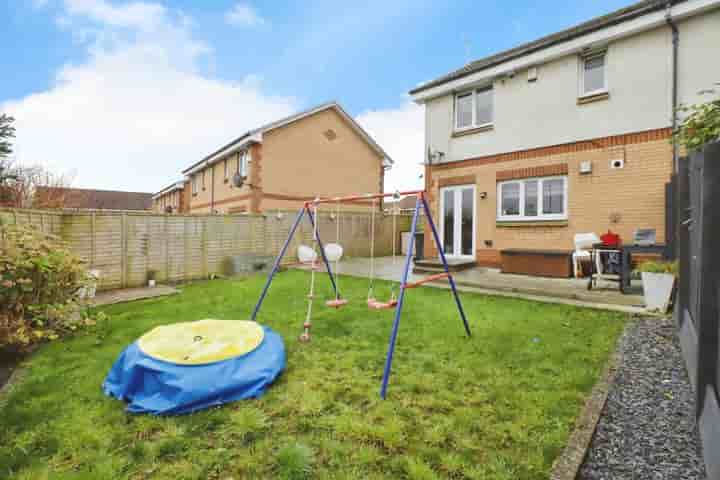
left=443, top=189, right=454, bottom=255
left=461, top=188, right=473, bottom=255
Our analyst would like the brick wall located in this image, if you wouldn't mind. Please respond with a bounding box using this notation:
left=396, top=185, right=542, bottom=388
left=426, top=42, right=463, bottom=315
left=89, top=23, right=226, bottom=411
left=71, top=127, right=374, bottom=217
left=424, top=128, right=673, bottom=266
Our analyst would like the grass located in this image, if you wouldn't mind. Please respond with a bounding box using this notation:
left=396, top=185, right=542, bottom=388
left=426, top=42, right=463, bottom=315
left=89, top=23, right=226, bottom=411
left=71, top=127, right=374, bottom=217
left=0, top=271, right=626, bottom=479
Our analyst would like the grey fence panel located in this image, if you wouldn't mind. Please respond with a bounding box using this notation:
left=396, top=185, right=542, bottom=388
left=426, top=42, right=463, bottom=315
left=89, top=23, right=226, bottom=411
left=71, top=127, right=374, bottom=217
left=676, top=140, right=720, bottom=479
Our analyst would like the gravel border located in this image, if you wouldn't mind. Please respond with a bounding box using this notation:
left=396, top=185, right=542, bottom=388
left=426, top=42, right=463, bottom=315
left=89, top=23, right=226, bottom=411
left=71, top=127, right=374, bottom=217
left=578, top=317, right=706, bottom=479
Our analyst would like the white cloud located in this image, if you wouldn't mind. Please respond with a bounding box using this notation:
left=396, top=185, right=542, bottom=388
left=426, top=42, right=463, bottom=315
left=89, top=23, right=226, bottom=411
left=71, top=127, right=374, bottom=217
left=225, top=3, right=265, bottom=27
left=356, top=100, right=424, bottom=193
left=3, top=0, right=296, bottom=192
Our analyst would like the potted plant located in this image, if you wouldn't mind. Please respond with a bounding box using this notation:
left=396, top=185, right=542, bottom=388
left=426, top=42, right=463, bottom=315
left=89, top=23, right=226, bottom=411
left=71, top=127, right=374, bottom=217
left=147, top=270, right=157, bottom=288
left=637, top=261, right=677, bottom=313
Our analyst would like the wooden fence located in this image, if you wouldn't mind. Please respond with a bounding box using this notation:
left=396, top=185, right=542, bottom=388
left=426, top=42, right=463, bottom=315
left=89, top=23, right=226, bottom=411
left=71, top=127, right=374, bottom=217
left=674, top=140, right=720, bottom=479
left=0, top=208, right=412, bottom=290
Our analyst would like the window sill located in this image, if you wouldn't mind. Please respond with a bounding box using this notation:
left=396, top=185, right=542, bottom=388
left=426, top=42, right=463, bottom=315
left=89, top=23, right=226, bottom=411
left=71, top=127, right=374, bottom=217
left=496, top=219, right=568, bottom=228
left=577, top=91, right=609, bottom=105
left=452, top=124, right=494, bottom=138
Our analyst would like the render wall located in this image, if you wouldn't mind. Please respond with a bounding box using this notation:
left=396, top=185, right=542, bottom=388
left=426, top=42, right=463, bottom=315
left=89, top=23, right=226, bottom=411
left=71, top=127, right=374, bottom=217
left=424, top=8, right=720, bottom=165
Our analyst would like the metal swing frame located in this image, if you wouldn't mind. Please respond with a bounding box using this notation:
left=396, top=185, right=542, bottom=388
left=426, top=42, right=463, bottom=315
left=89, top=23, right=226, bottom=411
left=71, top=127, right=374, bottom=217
left=250, top=190, right=471, bottom=399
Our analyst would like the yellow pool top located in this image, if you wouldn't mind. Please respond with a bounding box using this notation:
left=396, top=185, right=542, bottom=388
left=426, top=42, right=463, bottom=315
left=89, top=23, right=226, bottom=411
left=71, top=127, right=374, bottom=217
left=137, top=319, right=265, bottom=365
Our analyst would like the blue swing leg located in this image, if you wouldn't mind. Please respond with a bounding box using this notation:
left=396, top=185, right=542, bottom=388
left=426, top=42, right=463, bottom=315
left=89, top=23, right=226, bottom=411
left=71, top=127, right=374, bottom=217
left=306, top=207, right=341, bottom=299
left=380, top=196, right=421, bottom=399
left=421, top=195, right=472, bottom=338
left=251, top=207, right=306, bottom=321
left=379, top=193, right=472, bottom=399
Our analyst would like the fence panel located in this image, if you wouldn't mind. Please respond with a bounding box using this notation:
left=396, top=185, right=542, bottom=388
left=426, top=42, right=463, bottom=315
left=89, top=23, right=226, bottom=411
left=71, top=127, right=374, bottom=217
left=0, top=208, right=411, bottom=290
left=676, top=140, right=720, bottom=479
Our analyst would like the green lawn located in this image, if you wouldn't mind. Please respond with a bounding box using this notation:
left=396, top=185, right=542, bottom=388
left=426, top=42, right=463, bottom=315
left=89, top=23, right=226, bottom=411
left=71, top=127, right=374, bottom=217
left=0, top=271, right=625, bottom=479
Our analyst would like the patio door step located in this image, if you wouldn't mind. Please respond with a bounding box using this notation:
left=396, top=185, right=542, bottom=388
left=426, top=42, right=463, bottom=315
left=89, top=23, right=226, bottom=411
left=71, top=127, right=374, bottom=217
left=413, top=258, right=477, bottom=274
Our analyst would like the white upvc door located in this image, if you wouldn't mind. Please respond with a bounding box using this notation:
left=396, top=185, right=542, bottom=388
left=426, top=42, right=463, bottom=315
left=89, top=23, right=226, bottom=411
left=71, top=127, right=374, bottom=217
left=439, top=185, right=476, bottom=260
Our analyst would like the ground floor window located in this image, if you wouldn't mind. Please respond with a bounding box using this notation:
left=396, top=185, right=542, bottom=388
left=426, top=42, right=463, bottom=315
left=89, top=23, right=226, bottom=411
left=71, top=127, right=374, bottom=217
left=497, top=176, right=567, bottom=221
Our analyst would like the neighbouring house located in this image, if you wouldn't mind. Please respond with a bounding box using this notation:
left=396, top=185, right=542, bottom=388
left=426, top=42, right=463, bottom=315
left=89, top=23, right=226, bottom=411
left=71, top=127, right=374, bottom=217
left=152, top=181, right=188, bottom=214
left=410, top=0, right=720, bottom=272
left=180, top=102, right=392, bottom=214
left=34, top=187, right=153, bottom=211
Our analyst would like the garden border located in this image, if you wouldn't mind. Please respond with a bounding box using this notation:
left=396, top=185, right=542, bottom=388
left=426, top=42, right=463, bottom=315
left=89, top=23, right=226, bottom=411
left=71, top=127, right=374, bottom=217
left=550, top=319, right=630, bottom=480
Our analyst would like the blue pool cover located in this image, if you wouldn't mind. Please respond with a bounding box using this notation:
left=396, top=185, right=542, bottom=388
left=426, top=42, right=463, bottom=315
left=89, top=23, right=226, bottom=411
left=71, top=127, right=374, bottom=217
left=102, top=325, right=285, bottom=415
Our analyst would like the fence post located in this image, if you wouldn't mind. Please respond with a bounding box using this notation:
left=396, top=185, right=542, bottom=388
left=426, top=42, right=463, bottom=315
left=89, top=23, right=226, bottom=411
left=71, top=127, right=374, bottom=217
left=90, top=212, right=96, bottom=267
left=165, top=216, right=170, bottom=282
left=121, top=212, right=128, bottom=288
left=201, top=217, right=208, bottom=278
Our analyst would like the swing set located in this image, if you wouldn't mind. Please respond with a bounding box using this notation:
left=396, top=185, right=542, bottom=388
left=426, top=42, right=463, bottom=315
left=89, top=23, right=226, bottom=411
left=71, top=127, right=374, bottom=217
left=251, top=190, right=471, bottom=399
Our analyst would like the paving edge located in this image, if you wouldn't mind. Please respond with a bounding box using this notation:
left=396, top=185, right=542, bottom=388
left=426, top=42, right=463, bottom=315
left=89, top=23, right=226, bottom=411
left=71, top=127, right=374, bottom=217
left=549, top=321, right=630, bottom=480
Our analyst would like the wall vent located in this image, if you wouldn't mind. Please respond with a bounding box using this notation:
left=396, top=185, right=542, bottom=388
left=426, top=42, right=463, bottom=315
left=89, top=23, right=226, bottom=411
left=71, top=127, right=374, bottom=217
left=610, top=159, right=625, bottom=169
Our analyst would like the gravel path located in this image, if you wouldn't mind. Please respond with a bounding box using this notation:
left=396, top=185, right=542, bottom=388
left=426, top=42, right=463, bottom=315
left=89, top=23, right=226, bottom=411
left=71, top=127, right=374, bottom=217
left=579, top=317, right=706, bottom=479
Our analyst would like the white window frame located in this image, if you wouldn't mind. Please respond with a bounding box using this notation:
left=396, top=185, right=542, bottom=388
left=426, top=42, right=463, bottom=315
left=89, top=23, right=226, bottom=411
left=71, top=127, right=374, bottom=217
left=496, top=175, right=568, bottom=221
left=579, top=51, right=608, bottom=98
left=454, top=85, right=494, bottom=131
left=439, top=184, right=476, bottom=260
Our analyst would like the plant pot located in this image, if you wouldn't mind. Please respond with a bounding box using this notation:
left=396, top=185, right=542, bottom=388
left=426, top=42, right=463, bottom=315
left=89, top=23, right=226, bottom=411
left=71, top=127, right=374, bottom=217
left=641, top=272, right=675, bottom=313
left=148, top=279, right=156, bottom=288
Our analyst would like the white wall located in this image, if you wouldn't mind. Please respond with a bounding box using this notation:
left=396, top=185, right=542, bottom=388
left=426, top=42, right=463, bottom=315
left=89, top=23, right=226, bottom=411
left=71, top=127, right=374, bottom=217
left=425, top=8, right=720, bottom=163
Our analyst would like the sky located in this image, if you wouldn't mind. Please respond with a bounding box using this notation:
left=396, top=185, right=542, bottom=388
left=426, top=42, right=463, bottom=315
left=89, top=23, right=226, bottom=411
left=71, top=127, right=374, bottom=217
left=0, top=0, right=632, bottom=193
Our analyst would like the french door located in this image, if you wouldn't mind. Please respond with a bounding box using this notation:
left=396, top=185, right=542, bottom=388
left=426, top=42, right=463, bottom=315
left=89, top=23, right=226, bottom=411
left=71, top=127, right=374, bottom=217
left=440, top=185, right=476, bottom=259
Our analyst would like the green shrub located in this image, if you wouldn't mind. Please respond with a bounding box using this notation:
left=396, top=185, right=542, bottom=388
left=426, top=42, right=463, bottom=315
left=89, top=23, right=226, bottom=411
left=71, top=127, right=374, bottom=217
left=637, top=260, right=678, bottom=275
left=0, top=224, right=95, bottom=350
left=675, top=98, right=720, bottom=151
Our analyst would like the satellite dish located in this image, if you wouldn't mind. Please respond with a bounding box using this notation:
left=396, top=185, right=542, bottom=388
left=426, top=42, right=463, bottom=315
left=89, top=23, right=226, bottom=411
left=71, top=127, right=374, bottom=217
left=232, top=173, right=246, bottom=188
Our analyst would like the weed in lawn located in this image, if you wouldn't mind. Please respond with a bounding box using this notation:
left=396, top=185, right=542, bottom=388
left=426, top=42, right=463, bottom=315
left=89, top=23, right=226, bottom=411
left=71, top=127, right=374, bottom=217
left=276, top=442, right=315, bottom=480
left=0, top=272, right=626, bottom=479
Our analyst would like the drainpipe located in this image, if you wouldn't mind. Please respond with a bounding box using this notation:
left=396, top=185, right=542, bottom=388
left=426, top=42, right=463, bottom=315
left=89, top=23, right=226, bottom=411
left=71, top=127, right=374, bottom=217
left=666, top=1, right=679, bottom=173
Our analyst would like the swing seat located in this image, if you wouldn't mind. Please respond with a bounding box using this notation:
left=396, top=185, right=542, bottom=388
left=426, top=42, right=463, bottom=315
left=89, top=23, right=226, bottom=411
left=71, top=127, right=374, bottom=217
left=367, top=298, right=398, bottom=310
left=326, top=298, right=349, bottom=308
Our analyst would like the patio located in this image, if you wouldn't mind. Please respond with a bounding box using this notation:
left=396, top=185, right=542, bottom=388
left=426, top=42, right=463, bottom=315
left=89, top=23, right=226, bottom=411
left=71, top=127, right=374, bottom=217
left=318, top=257, right=647, bottom=314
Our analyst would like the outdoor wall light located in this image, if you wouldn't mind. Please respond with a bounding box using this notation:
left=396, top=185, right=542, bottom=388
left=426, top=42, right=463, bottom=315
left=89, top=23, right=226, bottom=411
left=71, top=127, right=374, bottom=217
left=479, top=192, right=487, bottom=199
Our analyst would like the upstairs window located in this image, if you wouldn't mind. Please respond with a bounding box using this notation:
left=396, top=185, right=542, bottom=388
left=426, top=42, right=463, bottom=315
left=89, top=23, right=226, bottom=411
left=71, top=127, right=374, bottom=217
left=580, top=52, right=606, bottom=96
left=497, top=176, right=567, bottom=221
left=455, top=86, right=494, bottom=130
left=238, top=150, right=249, bottom=178
left=201, top=170, right=206, bottom=190
left=191, top=175, right=197, bottom=194
left=224, top=159, right=228, bottom=179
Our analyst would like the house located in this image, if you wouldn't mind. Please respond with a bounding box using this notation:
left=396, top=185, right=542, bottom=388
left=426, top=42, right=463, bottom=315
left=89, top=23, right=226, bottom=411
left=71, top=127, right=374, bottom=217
left=152, top=181, right=188, bottom=214
left=34, top=187, right=153, bottom=211
left=179, top=102, right=392, bottom=214
left=410, top=0, right=720, bottom=271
